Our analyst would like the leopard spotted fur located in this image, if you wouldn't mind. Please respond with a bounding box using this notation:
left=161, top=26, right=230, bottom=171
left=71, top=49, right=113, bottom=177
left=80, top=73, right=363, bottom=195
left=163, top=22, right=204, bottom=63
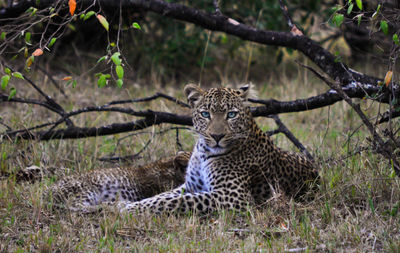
left=47, top=152, right=190, bottom=212
left=119, top=84, right=318, bottom=214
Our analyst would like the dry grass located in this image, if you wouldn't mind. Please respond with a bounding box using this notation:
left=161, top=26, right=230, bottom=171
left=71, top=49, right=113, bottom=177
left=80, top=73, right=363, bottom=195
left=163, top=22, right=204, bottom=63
left=1, top=67, right=399, bottom=252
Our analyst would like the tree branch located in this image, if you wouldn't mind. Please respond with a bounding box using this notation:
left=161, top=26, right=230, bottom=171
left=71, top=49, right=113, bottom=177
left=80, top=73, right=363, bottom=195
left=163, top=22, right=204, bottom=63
left=267, top=115, right=313, bottom=160
left=1, top=63, right=74, bottom=127
left=106, top=92, right=189, bottom=108
left=299, top=62, right=400, bottom=176
left=4, top=112, right=192, bottom=140
left=0, top=0, right=390, bottom=87
left=278, top=0, right=303, bottom=36
left=0, top=84, right=394, bottom=141
left=250, top=82, right=386, bottom=116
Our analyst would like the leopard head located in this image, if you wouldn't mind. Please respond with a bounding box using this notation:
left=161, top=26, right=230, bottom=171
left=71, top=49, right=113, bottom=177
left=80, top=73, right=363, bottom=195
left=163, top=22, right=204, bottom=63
left=184, top=84, right=254, bottom=154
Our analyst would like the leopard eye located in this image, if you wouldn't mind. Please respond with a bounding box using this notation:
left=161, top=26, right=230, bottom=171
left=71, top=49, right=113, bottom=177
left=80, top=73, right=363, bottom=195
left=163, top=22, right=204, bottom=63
left=201, top=111, right=210, bottom=118
left=227, top=111, right=238, bottom=118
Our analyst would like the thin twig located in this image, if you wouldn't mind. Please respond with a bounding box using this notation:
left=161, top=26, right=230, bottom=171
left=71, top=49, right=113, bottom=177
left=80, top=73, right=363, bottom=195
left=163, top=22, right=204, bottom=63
left=378, top=109, right=400, bottom=124
left=278, top=0, right=294, bottom=30
left=98, top=139, right=151, bottom=163
left=36, top=65, right=68, bottom=98
left=212, top=0, right=221, bottom=15
left=1, top=63, right=73, bottom=127
left=2, top=121, right=59, bottom=138
left=106, top=92, right=189, bottom=108
left=98, top=126, right=191, bottom=162
left=1, top=93, right=62, bottom=113
left=107, top=126, right=191, bottom=157
left=176, top=128, right=183, bottom=150
left=0, top=118, right=12, bottom=131
left=268, top=115, right=314, bottom=160
left=278, top=0, right=303, bottom=36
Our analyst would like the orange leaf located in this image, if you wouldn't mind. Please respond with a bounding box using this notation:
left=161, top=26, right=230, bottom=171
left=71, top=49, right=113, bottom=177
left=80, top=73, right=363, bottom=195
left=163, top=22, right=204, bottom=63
left=384, top=70, right=393, bottom=87
left=69, top=0, right=76, bottom=15
left=62, top=76, right=72, bottom=81
left=32, top=48, right=43, bottom=56
left=97, top=14, right=109, bottom=31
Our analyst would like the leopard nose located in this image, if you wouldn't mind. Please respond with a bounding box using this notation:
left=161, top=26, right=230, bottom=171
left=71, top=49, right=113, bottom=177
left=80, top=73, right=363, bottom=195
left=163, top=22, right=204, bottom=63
left=211, top=134, right=225, bottom=143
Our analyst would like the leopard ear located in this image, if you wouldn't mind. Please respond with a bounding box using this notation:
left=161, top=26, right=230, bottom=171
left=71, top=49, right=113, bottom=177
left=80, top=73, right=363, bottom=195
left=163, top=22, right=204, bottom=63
left=184, top=83, right=204, bottom=108
left=238, top=83, right=257, bottom=105
left=238, top=84, right=250, bottom=99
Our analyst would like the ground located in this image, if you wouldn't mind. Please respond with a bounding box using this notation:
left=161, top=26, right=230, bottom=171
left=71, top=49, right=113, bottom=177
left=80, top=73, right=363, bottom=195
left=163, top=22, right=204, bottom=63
left=0, top=64, right=399, bottom=252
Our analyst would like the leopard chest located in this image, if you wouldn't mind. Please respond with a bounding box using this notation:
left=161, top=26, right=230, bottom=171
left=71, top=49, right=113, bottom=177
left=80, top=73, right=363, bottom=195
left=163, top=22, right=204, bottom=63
left=185, top=155, right=212, bottom=193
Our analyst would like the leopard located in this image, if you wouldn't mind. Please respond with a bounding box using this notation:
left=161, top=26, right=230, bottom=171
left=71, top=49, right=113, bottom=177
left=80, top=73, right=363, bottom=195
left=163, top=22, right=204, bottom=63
left=119, top=84, right=319, bottom=215
left=46, top=151, right=191, bottom=213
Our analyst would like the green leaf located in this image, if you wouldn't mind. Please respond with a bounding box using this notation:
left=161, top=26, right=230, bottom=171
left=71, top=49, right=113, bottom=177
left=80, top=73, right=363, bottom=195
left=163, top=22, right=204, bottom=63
left=334, top=51, right=342, bottom=63
left=111, top=52, right=121, bottom=66
left=347, top=3, right=353, bottom=15
left=25, top=56, right=34, bottom=68
left=357, top=15, right=362, bottom=26
left=220, top=34, right=228, bottom=44
left=372, top=4, right=381, bottom=19
left=48, top=38, right=57, bottom=48
left=8, top=87, right=16, bottom=100
left=355, top=0, right=362, bottom=10
left=333, top=14, right=344, bottom=27
left=97, top=75, right=107, bottom=88
left=393, top=34, right=399, bottom=45
left=331, top=5, right=341, bottom=13
left=1, top=75, right=10, bottom=90
left=97, top=56, right=106, bottom=63
left=72, top=80, right=77, bottom=88
left=79, top=13, right=85, bottom=19
left=380, top=20, right=388, bottom=35
left=84, top=11, right=96, bottom=21
left=4, top=68, right=11, bottom=75
left=68, top=24, right=76, bottom=32
left=116, top=79, right=123, bottom=88
left=116, top=65, right=124, bottom=79
left=26, top=7, right=37, bottom=16
left=25, top=32, right=31, bottom=44
left=132, top=22, right=141, bottom=30
left=12, top=72, right=24, bottom=79
left=0, top=32, right=6, bottom=40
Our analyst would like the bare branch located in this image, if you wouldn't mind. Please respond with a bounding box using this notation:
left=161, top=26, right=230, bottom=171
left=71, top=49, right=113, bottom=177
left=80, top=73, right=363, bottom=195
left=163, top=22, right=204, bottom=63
left=98, top=139, right=151, bottom=163
left=299, top=62, right=400, bottom=176
left=268, top=115, right=313, bottom=160
left=1, top=63, right=73, bottom=127
left=3, top=112, right=192, bottom=140
left=0, top=85, right=394, bottom=141
left=212, top=0, right=221, bottom=15
left=1, top=93, right=60, bottom=112
left=278, top=0, right=303, bottom=36
left=378, top=110, right=400, bottom=124
left=36, top=65, right=68, bottom=98
left=0, top=0, right=388, bottom=87
left=106, top=92, right=189, bottom=108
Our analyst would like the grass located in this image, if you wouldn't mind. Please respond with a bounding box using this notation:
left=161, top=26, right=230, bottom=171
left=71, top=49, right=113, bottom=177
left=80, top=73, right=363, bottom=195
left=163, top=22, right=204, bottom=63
left=0, top=66, right=399, bottom=252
